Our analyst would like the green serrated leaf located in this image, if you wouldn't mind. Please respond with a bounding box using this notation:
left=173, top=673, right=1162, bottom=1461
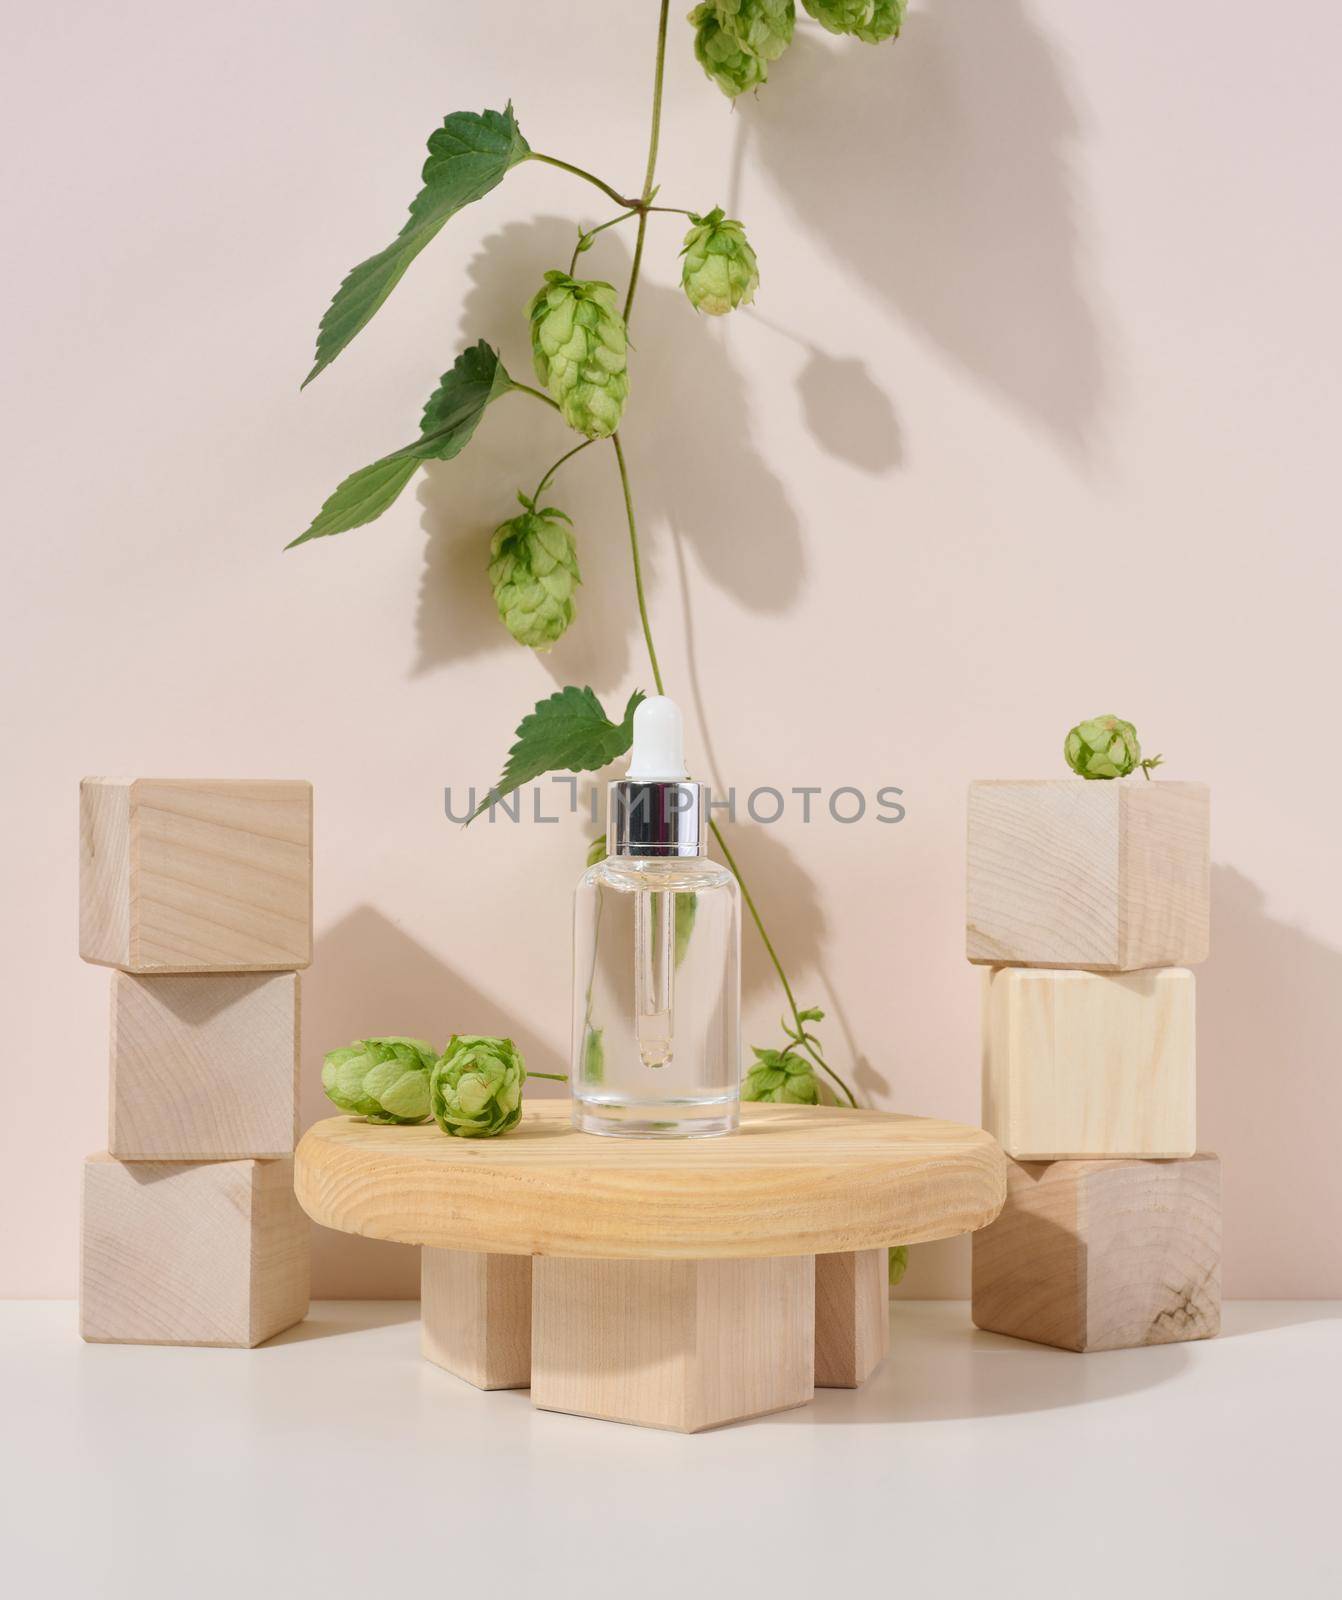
left=304, top=106, right=531, bottom=385
left=288, top=342, right=512, bottom=548
left=470, top=686, right=644, bottom=822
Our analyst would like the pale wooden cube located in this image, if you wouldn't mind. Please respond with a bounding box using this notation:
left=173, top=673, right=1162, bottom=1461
left=967, top=780, right=1209, bottom=970
left=971, top=1155, right=1220, bottom=1352
left=80, top=778, right=312, bottom=972
left=81, top=1155, right=309, bottom=1347
left=814, top=1249, right=889, bottom=1388
left=532, top=1255, right=814, bottom=1432
left=109, top=971, right=300, bottom=1160
left=982, top=967, right=1195, bottom=1159
left=421, top=1248, right=532, bottom=1390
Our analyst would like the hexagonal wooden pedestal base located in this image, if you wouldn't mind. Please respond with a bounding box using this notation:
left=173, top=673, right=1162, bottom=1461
left=532, top=1255, right=815, bottom=1432
left=421, top=1248, right=531, bottom=1390
left=420, top=1246, right=889, bottom=1427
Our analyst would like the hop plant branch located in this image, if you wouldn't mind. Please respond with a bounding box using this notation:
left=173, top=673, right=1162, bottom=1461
left=292, top=0, right=913, bottom=1127
left=531, top=438, right=595, bottom=502
left=624, top=0, right=671, bottom=327
left=530, top=152, right=640, bottom=210
left=608, top=0, right=857, bottom=1112
left=569, top=209, right=642, bottom=275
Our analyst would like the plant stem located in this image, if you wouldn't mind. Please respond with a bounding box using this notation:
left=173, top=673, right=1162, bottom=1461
left=528, top=1072, right=569, bottom=1082
left=531, top=152, right=638, bottom=209
left=531, top=439, right=594, bottom=502
left=607, top=0, right=859, bottom=1113
left=624, top=0, right=671, bottom=326
left=610, top=433, right=858, bottom=1111
left=711, top=823, right=858, bottom=1108
left=611, top=433, right=664, bottom=696
left=569, top=210, right=641, bottom=275
left=511, top=381, right=560, bottom=411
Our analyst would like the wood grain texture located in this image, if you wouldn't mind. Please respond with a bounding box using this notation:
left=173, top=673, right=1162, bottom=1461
left=294, top=1102, right=1007, bottom=1260
left=971, top=1155, right=1221, bottom=1352
left=532, top=1255, right=814, bottom=1431
left=79, top=778, right=312, bottom=972
left=814, top=1248, right=889, bottom=1388
left=966, top=780, right=1210, bottom=970
left=421, top=1248, right=532, bottom=1390
left=981, top=967, right=1196, bottom=1159
left=80, top=1155, right=309, bottom=1347
left=109, top=971, right=299, bottom=1160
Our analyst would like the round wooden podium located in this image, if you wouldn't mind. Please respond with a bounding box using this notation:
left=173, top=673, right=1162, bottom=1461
left=296, top=1101, right=1006, bottom=1431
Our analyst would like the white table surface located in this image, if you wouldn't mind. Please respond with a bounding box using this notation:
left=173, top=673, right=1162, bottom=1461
left=2, top=1300, right=1337, bottom=1598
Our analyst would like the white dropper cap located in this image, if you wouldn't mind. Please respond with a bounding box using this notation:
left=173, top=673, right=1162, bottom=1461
left=625, top=695, right=689, bottom=782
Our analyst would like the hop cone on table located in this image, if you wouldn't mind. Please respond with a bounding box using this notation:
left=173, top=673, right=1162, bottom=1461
left=681, top=208, right=760, bottom=315
left=321, top=1037, right=435, bottom=1125
left=802, top=0, right=905, bottom=44
left=527, top=272, right=629, bottom=438
left=431, top=1034, right=526, bottom=1138
left=1063, top=715, right=1163, bottom=780
left=488, top=493, right=580, bottom=650
left=742, top=1047, right=821, bottom=1104
left=690, top=1, right=795, bottom=98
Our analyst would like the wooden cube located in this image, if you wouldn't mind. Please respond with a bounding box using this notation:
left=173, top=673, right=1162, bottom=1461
left=532, top=1255, right=814, bottom=1432
left=109, top=971, right=300, bottom=1160
left=80, top=778, right=312, bottom=972
left=81, top=1155, right=309, bottom=1347
left=814, top=1249, right=889, bottom=1387
left=982, top=967, right=1195, bottom=1159
left=972, top=1155, right=1220, bottom=1352
left=421, top=1248, right=532, bottom=1390
left=967, top=780, right=1209, bottom=970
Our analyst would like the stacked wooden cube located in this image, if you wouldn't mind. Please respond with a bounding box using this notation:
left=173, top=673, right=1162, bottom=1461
left=967, top=781, right=1221, bottom=1351
left=78, top=779, right=313, bottom=1347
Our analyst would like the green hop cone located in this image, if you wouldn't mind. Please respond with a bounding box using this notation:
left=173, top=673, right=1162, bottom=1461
left=431, top=1034, right=526, bottom=1138
left=888, top=1245, right=909, bottom=1286
left=321, top=1037, right=435, bottom=1124
left=527, top=271, right=629, bottom=438
left=802, top=0, right=905, bottom=44
left=681, top=208, right=760, bottom=316
left=1064, top=715, right=1164, bottom=781
left=718, top=0, right=795, bottom=58
left=690, top=1, right=795, bottom=98
left=742, top=1047, right=821, bottom=1104
left=488, top=493, right=580, bottom=650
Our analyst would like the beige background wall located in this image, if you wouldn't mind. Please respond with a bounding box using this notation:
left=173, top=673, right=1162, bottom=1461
left=3, top=1, right=1339, bottom=1298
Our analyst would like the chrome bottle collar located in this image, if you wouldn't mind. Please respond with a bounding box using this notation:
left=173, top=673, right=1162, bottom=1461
left=607, top=780, right=708, bottom=858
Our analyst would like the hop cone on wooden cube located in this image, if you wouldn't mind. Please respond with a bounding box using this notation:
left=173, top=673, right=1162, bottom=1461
left=431, top=1035, right=526, bottom=1138
left=488, top=494, right=580, bottom=650
left=742, top=1047, right=821, bottom=1104
left=1064, top=715, right=1163, bottom=780
left=322, top=1037, right=435, bottom=1124
left=527, top=272, right=629, bottom=438
left=681, top=208, right=760, bottom=315
left=802, top=0, right=905, bottom=44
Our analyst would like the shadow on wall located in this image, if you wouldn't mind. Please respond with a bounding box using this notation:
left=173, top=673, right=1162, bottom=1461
left=1198, top=865, right=1342, bottom=1298
left=414, top=216, right=805, bottom=691
left=743, top=4, right=1108, bottom=463
left=299, top=904, right=568, bottom=1300
left=412, top=222, right=834, bottom=1021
